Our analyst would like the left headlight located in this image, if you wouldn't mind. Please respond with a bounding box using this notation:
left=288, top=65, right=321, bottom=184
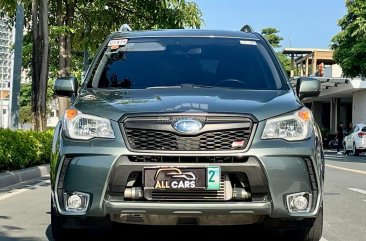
left=261, top=108, right=313, bottom=141
left=63, top=108, right=115, bottom=140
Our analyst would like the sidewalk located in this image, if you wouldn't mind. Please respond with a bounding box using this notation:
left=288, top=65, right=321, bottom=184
left=0, top=164, right=50, bottom=189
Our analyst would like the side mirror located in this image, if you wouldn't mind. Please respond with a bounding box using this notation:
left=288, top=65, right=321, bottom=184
left=54, top=76, right=78, bottom=97
left=296, top=77, right=321, bottom=100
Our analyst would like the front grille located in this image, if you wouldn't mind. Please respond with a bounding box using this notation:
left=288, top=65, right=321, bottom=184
left=128, top=155, right=249, bottom=163
left=125, top=129, right=250, bottom=151
left=148, top=175, right=225, bottom=201
left=121, top=115, right=254, bottom=152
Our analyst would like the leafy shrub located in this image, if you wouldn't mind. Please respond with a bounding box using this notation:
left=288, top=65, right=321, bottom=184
left=0, top=129, right=53, bottom=171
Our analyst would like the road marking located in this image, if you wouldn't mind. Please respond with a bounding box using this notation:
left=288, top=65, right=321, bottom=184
left=325, top=164, right=366, bottom=175
left=348, top=188, right=366, bottom=195
left=320, top=238, right=328, bottom=241
left=0, top=180, right=49, bottom=201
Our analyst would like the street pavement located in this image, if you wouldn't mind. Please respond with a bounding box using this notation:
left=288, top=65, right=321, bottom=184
left=0, top=153, right=365, bottom=241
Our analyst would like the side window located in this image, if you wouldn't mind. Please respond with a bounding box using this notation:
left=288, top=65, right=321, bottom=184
left=361, top=127, right=366, bottom=132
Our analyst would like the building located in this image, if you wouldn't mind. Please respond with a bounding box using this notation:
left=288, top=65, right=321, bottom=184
left=0, top=17, right=13, bottom=129
left=284, top=48, right=366, bottom=134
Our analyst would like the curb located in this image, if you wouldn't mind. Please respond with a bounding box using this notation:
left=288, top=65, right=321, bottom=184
left=0, top=164, right=50, bottom=189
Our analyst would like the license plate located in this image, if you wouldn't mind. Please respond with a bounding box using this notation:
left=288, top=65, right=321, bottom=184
left=144, top=167, right=220, bottom=190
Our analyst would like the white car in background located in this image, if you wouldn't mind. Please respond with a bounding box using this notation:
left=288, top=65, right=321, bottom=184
left=344, top=123, right=366, bottom=155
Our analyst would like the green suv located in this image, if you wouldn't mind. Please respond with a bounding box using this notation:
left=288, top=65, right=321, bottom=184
left=51, top=27, right=324, bottom=241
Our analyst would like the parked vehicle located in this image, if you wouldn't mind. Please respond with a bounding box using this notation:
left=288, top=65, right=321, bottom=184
left=343, top=123, right=366, bottom=155
left=50, top=26, right=324, bottom=241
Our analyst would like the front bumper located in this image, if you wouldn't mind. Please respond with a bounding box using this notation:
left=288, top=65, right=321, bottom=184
left=53, top=153, right=321, bottom=220
left=355, top=139, right=366, bottom=150
left=52, top=121, right=324, bottom=222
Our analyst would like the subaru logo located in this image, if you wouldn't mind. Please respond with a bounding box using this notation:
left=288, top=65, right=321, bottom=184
left=173, top=119, right=203, bottom=134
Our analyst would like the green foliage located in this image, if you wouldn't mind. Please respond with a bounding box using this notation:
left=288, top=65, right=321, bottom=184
left=261, top=27, right=290, bottom=75
left=332, top=0, right=366, bottom=77
left=20, top=83, right=32, bottom=107
left=277, top=53, right=291, bottom=75
left=261, top=27, right=284, bottom=48
left=19, top=80, right=55, bottom=124
left=0, top=129, right=53, bottom=171
left=19, top=105, right=32, bottom=124
left=0, top=0, right=16, bottom=18
left=31, top=130, right=53, bottom=163
left=68, top=0, right=202, bottom=55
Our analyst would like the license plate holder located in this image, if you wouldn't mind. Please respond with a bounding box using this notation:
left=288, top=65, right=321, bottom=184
left=143, top=166, right=220, bottom=191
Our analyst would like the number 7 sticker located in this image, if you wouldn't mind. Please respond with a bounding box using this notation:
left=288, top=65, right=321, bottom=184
left=207, top=166, right=221, bottom=190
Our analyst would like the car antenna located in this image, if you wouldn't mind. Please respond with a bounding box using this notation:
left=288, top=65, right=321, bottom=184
left=119, top=24, right=132, bottom=32
left=240, top=25, right=254, bottom=33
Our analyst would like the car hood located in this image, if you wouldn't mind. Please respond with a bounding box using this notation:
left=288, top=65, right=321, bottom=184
left=73, top=88, right=302, bottom=122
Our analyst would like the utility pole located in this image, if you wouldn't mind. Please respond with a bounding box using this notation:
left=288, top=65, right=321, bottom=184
left=9, top=4, right=24, bottom=130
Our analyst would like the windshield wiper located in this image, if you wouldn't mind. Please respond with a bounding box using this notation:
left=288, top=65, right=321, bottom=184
left=146, top=84, right=216, bottom=89
left=180, top=83, right=215, bottom=88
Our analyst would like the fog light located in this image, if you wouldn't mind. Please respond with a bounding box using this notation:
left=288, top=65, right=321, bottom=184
left=68, top=195, right=82, bottom=209
left=292, top=195, right=308, bottom=210
left=64, top=192, right=90, bottom=212
left=286, top=192, right=312, bottom=213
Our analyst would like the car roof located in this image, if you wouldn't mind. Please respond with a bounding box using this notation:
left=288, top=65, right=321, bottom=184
left=111, top=29, right=261, bottom=40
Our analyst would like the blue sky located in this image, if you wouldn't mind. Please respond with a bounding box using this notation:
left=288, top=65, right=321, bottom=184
left=192, top=0, right=347, bottom=49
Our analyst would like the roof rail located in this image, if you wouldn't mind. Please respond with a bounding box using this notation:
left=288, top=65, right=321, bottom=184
left=240, top=25, right=254, bottom=33
left=119, top=24, right=132, bottom=32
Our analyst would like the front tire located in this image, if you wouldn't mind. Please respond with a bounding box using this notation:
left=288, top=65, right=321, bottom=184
left=51, top=199, right=84, bottom=241
left=51, top=201, right=67, bottom=241
left=283, top=206, right=323, bottom=241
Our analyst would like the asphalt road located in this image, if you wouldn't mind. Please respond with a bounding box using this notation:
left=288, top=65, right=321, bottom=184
left=0, top=153, right=365, bottom=241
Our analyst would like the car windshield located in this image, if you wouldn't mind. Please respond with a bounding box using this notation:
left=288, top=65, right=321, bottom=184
left=90, top=37, right=287, bottom=90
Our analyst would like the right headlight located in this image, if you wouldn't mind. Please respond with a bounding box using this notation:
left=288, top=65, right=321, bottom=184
left=261, top=108, right=313, bottom=141
left=63, top=108, right=115, bottom=140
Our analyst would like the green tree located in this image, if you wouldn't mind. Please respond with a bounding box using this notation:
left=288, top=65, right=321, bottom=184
left=19, top=106, right=32, bottom=124
left=277, top=53, right=291, bottom=74
left=261, top=27, right=291, bottom=75
left=261, top=27, right=283, bottom=48
left=332, top=0, right=366, bottom=78
left=19, top=81, right=54, bottom=124
left=20, top=83, right=32, bottom=107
